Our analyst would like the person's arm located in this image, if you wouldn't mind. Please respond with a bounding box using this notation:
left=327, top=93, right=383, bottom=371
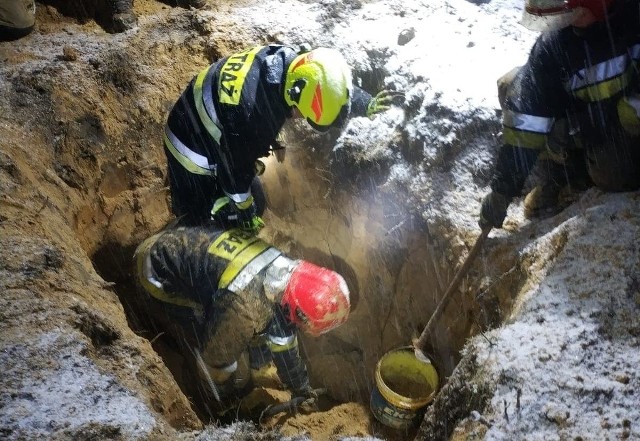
left=265, top=306, right=312, bottom=395
left=201, top=289, right=273, bottom=394
left=481, top=34, right=566, bottom=228
left=350, top=86, right=374, bottom=117
left=351, top=86, right=405, bottom=118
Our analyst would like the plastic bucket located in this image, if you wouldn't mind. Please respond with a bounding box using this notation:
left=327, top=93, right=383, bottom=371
left=370, top=346, right=440, bottom=430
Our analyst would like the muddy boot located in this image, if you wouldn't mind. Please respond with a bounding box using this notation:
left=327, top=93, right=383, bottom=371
left=177, top=0, right=207, bottom=9
left=524, top=152, right=591, bottom=219
left=524, top=181, right=563, bottom=219
left=110, top=0, right=137, bottom=32
left=0, top=0, right=36, bottom=41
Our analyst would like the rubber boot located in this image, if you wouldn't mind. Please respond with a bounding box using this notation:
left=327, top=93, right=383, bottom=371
left=524, top=152, right=591, bottom=219
left=523, top=179, right=564, bottom=219
left=0, top=0, right=36, bottom=41
left=110, top=0, right=137, bottom=32
left=177, top=0, right=207, bottom=9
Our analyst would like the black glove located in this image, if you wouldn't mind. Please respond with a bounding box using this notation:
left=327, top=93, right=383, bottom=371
left=479, top=191, right=511, bottom=229
left=292, top=385, right=325, bottom=403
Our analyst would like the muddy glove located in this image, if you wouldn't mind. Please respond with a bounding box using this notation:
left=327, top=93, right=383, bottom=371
left=366, top=90, right=405, bottom=118
left=211, top=196, right=264, bottom=233
left=235, top=197, right=265, bottom=233
left=291, top=384, right=322, bottom=401
left=479, top=191, right=511, bottom=229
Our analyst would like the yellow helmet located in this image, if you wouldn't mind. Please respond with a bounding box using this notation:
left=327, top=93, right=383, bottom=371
left=284, top=48, right=353, bottom=132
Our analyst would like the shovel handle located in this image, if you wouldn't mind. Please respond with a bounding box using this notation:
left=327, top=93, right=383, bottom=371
left=414, top=226, right=491, bottom=353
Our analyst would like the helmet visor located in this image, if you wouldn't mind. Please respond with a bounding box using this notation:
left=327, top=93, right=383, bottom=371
left=522, top=0, right=581, bottom=31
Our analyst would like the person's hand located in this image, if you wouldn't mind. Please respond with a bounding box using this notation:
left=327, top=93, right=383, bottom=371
left=294, top=385, right=318, bottom=399
left=479, top=191, right=511, bottom=229
left=366, top=90, right=406, bottom=117
left=235, top=198, right=265, bottom=234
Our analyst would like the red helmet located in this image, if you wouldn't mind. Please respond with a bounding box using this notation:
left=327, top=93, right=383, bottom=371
left=281, top=261, right=351, bottom=336
left=522, top=0, right=614, bottom=30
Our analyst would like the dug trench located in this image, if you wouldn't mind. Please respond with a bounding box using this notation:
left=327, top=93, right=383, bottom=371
left=0, top=2, right=529, bottom=440
left=90, top=130, right=499, bottom=440
left=92, top=122, right=520, bottom=440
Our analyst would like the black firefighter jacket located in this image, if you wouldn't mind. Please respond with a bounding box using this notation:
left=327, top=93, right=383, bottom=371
left=492, top=0, right=640, bottom=198
left=164, top=44, right=373, bottom=225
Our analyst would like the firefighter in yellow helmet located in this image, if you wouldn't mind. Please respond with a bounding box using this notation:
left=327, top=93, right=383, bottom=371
left=133, top=225, right=351, bottom=418
left=163, top=44, right=403, bottom=231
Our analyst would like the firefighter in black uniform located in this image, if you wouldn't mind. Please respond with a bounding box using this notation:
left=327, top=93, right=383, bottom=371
left=163, top=44, right=402, bottom=231
left=480, top=0, right=640, bottom=229
left=134, top=226, right=351, bottom=415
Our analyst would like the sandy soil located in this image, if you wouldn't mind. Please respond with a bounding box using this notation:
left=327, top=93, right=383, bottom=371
left=0, top=1, right=420, bottom=439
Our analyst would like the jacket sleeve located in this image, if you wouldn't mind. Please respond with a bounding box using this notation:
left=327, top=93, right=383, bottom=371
left=202, top=289, right=273, bottom=370
left=350, top=86, right=373, bottom=117
left=264, top=306, right=310, bottom=392
left=491, top=33, right=567, bottom=198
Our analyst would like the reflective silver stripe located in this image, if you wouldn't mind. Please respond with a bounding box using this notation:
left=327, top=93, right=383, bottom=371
left=568, top=52, right=631, bottom=92
left=267, top=334, right=296, bottom=347
left=630, top=43, right=640, bottom=61
left=627, top=95, right=640, bottom=117
left=225, top=190, right=252, bottom=204
left=217, top=361, right=238, bottom=373
left=193, top=65, right=223, bottom=144
left=165, top=126, right=216, bottom=176
left=503, top=109, right=554, bottom=134
left=227, top=247, right=282, bottom=293
left=143, top=253, right=163, bottom=290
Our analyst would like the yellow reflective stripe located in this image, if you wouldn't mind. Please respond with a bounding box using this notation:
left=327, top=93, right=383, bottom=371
left=236, top=195, right=254, bottom=210
left=218, top=241, right=270, bottom=289
left=573, top=71, right=630, bottom=102
left=218, top=46, right=262, bottom=105
left=207, top=229, right=270, bottom=288
left=163, top=131, right=213, bottom=176
left=266, top=335, right=298, bottom=353
left=193, top=66, right=223, bottom=143
left=503, top=126, right=547, bottom=150
left=211, top=196, right=231, bottom=216
left=135, top=234, right=203, bottom=311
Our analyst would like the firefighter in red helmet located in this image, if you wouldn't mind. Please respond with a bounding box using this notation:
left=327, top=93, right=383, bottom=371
left=480, top=0, right=640, bottom=229
left=133, top=225, right=350, bottom=417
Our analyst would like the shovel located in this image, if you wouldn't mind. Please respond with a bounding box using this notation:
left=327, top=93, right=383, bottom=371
left=413, top=226, right=492, bottom=362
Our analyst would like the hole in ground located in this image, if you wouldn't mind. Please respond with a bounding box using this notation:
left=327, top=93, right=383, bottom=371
left=87, top=130, right=511, bottom=439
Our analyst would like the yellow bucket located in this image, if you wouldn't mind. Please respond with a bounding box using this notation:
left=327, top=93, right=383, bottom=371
left=370, top=346, right=440, bottom=430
